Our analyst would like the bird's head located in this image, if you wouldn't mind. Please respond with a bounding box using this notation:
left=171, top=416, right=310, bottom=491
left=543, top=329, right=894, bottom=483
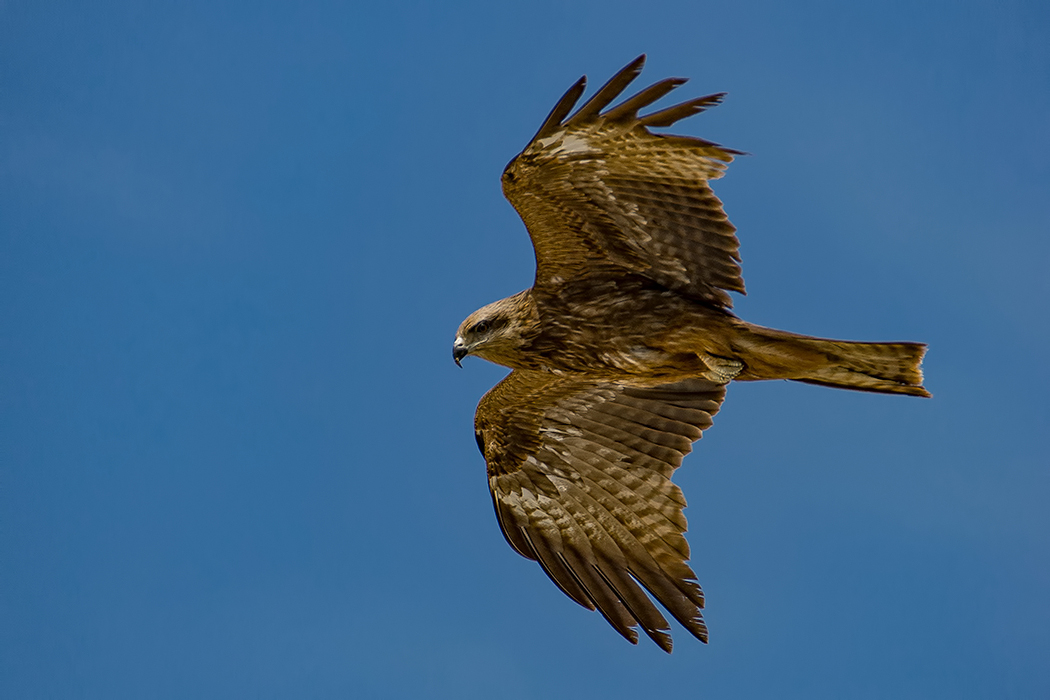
left=453, top=291, right=536, bottom=368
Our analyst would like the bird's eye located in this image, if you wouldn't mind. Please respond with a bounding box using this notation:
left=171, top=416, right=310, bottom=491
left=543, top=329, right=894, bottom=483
left=474, top=320, right=491, bottom=334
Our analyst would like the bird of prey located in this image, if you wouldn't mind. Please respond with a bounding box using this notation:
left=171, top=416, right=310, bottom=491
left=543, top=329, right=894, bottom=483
left=453, top=55, right=929, bottom=653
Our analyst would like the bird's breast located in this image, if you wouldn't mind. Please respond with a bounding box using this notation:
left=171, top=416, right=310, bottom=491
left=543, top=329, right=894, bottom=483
left=525, top=278, right=723, bottom=379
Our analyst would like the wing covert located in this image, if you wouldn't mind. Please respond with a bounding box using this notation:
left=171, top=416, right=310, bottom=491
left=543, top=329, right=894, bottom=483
left=474, top=370, right=727, bottom=652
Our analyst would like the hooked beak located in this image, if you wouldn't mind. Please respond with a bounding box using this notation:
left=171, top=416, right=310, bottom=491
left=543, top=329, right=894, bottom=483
left=453, top=340, right=468, bottom=368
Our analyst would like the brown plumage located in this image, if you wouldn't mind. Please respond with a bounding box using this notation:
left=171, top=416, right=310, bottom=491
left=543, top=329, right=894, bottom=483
left=453, top=55, right=929, bottom=653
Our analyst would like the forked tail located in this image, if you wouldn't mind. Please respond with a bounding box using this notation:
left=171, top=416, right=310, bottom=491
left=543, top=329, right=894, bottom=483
left=732, top=323, right=930, bottom=397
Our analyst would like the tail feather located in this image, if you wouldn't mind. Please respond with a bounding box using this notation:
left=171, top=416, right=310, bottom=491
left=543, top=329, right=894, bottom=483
left=733, top=324, right=930, bottom=397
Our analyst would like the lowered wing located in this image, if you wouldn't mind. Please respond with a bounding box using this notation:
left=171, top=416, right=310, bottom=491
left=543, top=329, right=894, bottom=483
left=474, top=369, right=727, bottom=652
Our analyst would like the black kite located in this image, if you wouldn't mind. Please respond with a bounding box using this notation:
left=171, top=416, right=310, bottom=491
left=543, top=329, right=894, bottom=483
left=453, top=55, right=929, bottom=652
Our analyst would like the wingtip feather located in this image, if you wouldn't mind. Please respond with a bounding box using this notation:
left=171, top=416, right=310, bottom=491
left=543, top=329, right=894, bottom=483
left=531, top=75, right=587, bottom=141
left=566, top=54, right=648, bottom=126
left=603, top=77, right=689, bottom=122
left=638, top=92, right=728, bottom=128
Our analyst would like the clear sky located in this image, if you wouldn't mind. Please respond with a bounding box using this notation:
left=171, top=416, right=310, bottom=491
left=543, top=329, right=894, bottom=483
left=2, top=1, right=1048, bottom=698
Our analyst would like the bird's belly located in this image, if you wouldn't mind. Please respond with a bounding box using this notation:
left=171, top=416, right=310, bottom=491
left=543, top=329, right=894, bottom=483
left=601, top=344, right=675, bottom=372
left=528, top=280, right=741, bottom=380
left=529, top=331, right=715, bottom=380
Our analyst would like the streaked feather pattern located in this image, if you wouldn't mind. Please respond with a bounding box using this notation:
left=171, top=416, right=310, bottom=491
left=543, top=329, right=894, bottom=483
left=503, top=55, right=744, bottom=307
left=477, top=371, right=725, bottom=651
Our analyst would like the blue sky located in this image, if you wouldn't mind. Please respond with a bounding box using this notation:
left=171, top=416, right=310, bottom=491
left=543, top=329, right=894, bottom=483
left=2, top=1, right=1048, bottom=697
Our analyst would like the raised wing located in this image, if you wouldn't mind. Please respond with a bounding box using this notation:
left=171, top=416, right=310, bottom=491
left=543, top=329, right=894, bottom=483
left=503, top=55, right=746, bottom=308
left=474, top=369, right=727, bottom=652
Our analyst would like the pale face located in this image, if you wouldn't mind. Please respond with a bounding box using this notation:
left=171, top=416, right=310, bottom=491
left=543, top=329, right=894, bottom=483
left=453, top=301, right=511, bottom=366
left=452, top=293, right=533, bottom=368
